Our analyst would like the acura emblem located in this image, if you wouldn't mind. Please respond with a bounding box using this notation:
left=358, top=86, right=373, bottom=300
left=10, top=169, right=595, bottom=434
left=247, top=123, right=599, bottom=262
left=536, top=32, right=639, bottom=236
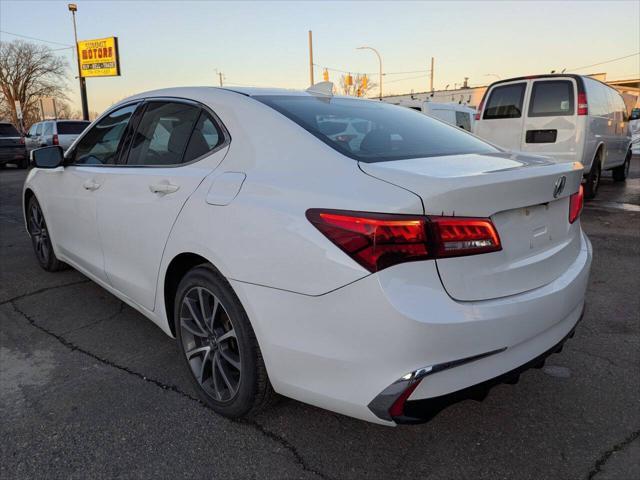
left=553, top=176, right=566, bottom=198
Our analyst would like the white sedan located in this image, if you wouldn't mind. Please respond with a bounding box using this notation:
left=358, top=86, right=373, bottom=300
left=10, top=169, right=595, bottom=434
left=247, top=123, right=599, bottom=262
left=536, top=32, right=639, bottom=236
left=24, top=85, right=591, bottom=425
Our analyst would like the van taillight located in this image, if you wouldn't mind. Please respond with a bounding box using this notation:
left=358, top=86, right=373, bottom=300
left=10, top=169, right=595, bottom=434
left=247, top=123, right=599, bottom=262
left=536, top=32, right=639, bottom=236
left=306, top=210, right=502, bottom=272
left=52, top=134, right=59, bottom=145
left=577, top=92, right=588, bottom=116
left=569, top=186, right=584, bottom=224
left=475, top=98, right=485, bottom=121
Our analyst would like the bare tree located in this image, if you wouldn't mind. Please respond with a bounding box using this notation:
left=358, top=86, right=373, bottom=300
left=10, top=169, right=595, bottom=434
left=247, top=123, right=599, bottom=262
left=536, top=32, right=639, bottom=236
left=339, top=74, right=377, bottom=97
left=0, top=40, right=69, bottom=131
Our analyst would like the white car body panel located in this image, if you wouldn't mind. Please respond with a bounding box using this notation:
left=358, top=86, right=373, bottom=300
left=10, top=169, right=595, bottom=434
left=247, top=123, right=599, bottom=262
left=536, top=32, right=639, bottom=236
left=24, top=86, right=593, bottom=425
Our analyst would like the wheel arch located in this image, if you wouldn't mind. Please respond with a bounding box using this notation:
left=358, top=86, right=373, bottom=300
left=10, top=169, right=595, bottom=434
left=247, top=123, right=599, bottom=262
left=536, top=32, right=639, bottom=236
left=589, top=142, right=606, bottom=173
left=163, top=252, right=226, bottom=337
left=23, top=188, right=35, bottom=233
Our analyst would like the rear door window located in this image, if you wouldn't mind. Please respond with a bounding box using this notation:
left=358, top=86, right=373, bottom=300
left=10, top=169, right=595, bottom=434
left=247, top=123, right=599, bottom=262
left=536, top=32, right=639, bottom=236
left=0, top=124, right=20, bottom=136
left=57, top=121, right=90, bottom=135
left=483, top=83, right=526, bottom=119
left=35, top=124, right=43, bottom=136
left=43, top=122, right=53, bottom=135
left=183, top=111, right=223, bottom=162
left=528, top=80, right=575, bottom=117
left=455, top=111, right=471, bottom=130
left=126, top=101, right=201, bottom=166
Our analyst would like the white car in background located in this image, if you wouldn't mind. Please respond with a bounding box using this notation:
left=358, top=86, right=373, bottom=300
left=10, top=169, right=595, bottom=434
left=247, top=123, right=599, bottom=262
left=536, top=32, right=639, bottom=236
left=24, top=86, right=591, bottom=425
left=25, top=120, right=91, bottom=154
left=474, top=74, right=632, bottom=199
left=388, top=98, right=476, bottom=132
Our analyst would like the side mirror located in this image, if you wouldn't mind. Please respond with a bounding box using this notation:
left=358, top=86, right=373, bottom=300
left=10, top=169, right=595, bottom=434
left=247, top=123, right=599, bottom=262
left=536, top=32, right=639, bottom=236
left=31, top=146, right=64, bottom=169
left=630, top=109, right=640, bottom=121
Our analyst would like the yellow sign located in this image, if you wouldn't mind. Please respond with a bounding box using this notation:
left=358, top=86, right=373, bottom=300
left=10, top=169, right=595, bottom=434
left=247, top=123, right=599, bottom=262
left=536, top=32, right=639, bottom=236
left=77, top=37, right=120, bottom=78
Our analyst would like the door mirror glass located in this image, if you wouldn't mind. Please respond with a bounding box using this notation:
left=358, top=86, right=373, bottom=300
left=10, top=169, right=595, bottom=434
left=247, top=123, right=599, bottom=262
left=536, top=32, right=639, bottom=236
left=630, top=108, right=640, bottom=121
left=32, top=146, right=64, bottom=168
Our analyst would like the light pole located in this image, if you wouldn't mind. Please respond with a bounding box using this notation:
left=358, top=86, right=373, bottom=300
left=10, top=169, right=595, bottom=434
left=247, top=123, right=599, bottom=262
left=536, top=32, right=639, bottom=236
left=357, top=46, right=382, bottom=100
left=68, top=3, right=89, bottom=120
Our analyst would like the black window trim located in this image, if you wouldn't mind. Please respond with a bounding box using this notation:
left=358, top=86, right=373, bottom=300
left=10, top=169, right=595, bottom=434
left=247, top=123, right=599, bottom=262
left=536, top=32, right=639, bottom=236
left=482, top=81, right=527, bottom=120
left=64, top=96, right=231, bottom=169
left=527, top=79, right=576, bottom=118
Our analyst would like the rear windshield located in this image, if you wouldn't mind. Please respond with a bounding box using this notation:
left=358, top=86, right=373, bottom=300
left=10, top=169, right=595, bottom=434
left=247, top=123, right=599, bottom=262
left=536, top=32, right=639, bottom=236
left=57, top=121, right=90, bottom=135
left=0, top=124, right=20, bottom=136
left=483, top=83, right=526, bottom=119
left=528, top=80, right=575, bottom=117
left=255, top=95, right=498, bottom=162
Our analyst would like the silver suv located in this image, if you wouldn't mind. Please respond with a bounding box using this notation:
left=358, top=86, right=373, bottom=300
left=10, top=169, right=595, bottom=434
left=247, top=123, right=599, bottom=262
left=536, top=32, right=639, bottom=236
left=25, top=120, right=90, bottom=153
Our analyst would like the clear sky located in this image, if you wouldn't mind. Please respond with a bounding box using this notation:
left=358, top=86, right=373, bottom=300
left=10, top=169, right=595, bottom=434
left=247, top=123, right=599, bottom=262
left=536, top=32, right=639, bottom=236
left=1, top=0, right=639, bottom=115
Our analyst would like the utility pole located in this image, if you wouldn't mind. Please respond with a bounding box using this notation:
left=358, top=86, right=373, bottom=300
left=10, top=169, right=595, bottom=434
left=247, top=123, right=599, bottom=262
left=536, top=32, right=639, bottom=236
left=308, top=30, right=314, bottom=86
left=216, top=71, right=224, bottom=87
left=430, top=57, right=434, bottom=92
left=68, top=3, right=89, bottom=121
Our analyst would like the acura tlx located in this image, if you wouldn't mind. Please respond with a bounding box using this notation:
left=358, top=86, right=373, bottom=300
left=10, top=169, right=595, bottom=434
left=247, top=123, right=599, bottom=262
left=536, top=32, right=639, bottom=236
left=24, top=84, right=591, bottom=425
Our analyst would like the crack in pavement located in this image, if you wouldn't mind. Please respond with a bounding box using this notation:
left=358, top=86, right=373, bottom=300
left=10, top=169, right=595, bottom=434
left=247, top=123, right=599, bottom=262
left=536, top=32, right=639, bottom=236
left=8, top=290, right=334, bottom=480
left=0, top=279, right=90, bottom=306
left=59, top=301, right=126, bottom=335
left=586, top=429, right=640, bottom=479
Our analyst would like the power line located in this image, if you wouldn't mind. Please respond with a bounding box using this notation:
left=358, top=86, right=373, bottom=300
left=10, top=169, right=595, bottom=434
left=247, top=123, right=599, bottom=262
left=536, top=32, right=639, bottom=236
left=385, top=73, right=430, bottom=84
left=313, top=63, right=430, bottom=77
left=1, top=30, right=73, bottom=47
left=566, top=52, right=639, bottom=72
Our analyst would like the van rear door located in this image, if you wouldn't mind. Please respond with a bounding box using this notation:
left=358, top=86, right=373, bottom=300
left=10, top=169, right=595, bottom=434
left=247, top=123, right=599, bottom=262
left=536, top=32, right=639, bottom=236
left=520, top=78, right=580, bottom=163
left=474, top=81, right=528, bottom=150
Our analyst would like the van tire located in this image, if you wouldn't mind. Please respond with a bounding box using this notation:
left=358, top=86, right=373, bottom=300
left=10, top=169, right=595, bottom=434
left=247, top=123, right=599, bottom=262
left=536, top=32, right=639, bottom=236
left=584, top=157, right=601, bottom=200
left=612, top=150, right=631, bottom=182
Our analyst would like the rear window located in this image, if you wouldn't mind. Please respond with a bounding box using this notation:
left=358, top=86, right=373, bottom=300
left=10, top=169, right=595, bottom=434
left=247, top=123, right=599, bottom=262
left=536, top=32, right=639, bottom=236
left=528, top=80, right=575, bottom=117
left=57, top=121, right=90, bottom=135
left=483, top=83, right=526, bottom=119
left=0, top=124, right=20, bottom=136
left=255, top=95, right=498, bottom=162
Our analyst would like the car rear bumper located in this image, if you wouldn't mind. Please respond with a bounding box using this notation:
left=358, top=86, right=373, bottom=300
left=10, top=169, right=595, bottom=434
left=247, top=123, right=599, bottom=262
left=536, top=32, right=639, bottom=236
left=231, top=230, right=592, bottom=425
left=0, top=148, right=27, bottom=164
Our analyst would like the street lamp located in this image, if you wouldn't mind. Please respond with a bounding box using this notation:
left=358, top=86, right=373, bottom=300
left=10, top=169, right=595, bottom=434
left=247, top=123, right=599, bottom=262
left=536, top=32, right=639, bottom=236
left=357, top=46, right=382, bottom=100
left=68, top=3, right=89, bottom=120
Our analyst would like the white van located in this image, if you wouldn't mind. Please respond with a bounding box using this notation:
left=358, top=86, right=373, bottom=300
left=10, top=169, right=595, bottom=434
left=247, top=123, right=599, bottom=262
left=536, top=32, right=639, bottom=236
left=390, top=99, right=476, bottom=132
left=474, top=74, right=632, bottom=199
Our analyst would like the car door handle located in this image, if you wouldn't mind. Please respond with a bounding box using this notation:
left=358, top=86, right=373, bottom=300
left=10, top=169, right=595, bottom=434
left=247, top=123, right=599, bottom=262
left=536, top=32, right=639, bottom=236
left=149, top=183, right=180, bottom=194
left=83, top=180, right=101, bottom=191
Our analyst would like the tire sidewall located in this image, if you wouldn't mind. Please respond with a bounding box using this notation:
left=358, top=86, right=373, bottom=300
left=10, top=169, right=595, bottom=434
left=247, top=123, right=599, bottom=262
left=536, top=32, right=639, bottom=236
left=27, top=196, right=57, bottom=271
left=174, top=266, right=260, bottom=417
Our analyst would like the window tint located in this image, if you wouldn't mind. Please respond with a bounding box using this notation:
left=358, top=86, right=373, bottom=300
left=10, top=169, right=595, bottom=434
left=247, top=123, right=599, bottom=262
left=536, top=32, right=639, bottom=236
left=255, top=95, right=498, bottom=162
left=127, top=102, right=200, bottom=166
left=455, top=111, right=471, bottom=131
left=35, top=124, right=43, bottom=135
left=183, top=112, right=223, bottom=162
left=57, top=121, right=90, bottom=135
left=483, top=83, right=526, bottom=119
left=0, top=124, right=20, bottom=136
left=73, top=104, right=136, bottom=165
left=43, top=122, right=54, bottom=135
left=529, top=80, right=574, bottom=117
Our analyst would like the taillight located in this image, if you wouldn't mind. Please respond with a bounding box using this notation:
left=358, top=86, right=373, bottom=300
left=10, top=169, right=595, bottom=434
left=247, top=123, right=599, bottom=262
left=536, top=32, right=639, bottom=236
left=430, top=217, right=502, bottom=257
left=306, top=209, right=502, bottom=272
left=19, top=136, right=25, bottom=145
left=577, top=92, right=588, bottom=116
left=569, top=185, right=584, bottom=224
left=52, top=134, right=59, bottom=145
left=474, top=97, right=485, bottom=121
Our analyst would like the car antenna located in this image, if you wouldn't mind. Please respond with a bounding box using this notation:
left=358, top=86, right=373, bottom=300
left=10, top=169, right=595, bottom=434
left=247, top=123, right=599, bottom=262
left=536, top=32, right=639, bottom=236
left=306, top=81, right=334, bottom=97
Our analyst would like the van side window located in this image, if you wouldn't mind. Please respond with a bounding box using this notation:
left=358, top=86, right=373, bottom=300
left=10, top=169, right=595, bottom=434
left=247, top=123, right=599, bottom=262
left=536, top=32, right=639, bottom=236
left=483, top=83, right=526, bottom=119
left=528, top=80, right=575, bottom=117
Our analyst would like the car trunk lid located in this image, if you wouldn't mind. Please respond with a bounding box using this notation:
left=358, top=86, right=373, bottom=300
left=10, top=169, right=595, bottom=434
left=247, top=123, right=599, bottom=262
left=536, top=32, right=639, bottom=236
left=359, top=152, right=584, bottom=301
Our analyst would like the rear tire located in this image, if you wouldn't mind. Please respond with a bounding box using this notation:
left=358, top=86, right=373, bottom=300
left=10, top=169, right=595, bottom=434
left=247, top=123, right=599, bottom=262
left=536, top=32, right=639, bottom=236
left=174, top=265, right=275, bottom=418
left=612, top=150, right=631, bottom=182
left=18, top=156, right=29, bottom=169
left=27, top=196, right=65, bottom=271
left=584, top=156, right=601, bottom=200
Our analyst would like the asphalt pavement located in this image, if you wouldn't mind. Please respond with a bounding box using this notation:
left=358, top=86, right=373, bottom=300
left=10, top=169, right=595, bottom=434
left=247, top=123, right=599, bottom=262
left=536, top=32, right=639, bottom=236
left=1, top=159, right=639, bottom=480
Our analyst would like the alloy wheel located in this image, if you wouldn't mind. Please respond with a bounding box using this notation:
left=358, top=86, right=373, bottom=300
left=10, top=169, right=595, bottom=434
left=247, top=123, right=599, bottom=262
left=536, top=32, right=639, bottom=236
left=179, top=286, right=242, bottom=402
left=28, top=202, right=50, bottom=265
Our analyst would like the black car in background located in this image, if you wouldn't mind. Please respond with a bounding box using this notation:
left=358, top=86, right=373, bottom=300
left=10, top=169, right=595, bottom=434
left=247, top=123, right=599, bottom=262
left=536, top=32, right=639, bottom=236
left=0, top=122, right=27, bottom=169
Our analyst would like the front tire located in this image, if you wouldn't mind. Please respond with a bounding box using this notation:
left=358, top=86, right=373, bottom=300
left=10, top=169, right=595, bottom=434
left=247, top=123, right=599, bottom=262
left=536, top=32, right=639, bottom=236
left=174, top=265, right=274, bottom=418
left=27, top=196, right=65, bottom=271
left=612, top=150, right=631, bottom=182
left=584, top=157, right=601, bottom=200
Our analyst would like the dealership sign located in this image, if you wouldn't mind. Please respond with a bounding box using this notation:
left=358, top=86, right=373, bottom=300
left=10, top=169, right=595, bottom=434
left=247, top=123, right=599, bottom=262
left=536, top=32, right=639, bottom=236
left=77, top=37, right=120, bottom=78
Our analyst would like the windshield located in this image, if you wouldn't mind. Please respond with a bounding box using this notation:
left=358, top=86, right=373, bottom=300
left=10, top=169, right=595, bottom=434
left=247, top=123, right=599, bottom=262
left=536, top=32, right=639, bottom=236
left=0, top=124, right=20, bottom=137
left=254, top=95, right=498, bottom=162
